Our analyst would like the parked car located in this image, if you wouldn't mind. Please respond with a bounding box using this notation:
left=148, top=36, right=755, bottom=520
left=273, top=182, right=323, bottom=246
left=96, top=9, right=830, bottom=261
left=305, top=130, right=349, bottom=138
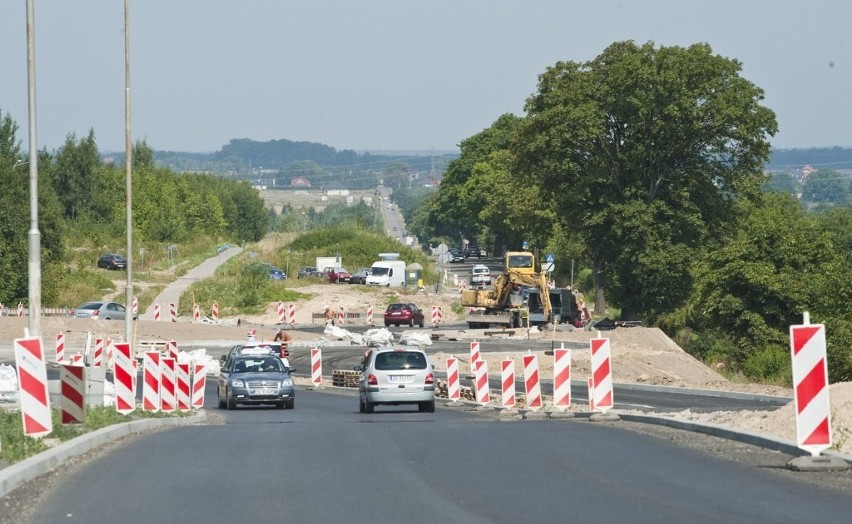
left=326, top=267, right=351, bottom=283
left=298, top=266, right=321, bottom=279
left=349, top=267, right=370, bottom=285
left=72, top=301, right=136, bottom=321
left=448, top=250, right=465, bottom=263
left=355, top=346, right=435, bottom=413
left=263, top=264, right=286, bottom=280
left=471, top=264, right=491, bottom=286
left=465, top=244, right=482, bottom=259
left=97, top=253, right=126, bottom=270
left=217, top=353, right=295, bottom=409
left=383, top=303, right=425, bottom=327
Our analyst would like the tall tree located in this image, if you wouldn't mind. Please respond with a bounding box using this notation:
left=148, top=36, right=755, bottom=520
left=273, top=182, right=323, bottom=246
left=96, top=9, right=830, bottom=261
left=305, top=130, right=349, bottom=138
left=802, top=169, right=850, bottom=203
left=54, top=129, right=101, bottom=220
left=514, top=41, right=778, bottom=319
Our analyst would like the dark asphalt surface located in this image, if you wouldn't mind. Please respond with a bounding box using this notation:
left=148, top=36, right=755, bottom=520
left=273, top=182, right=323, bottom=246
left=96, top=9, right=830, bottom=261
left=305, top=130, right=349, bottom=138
left=19, top=384, right=852, bottom=524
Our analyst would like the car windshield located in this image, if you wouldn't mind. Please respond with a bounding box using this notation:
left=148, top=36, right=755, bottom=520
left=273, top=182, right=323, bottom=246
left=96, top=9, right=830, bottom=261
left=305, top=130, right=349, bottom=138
left=371, top=267, right=390, bottom=276
left=374, top=351, right=427, bottom=370
left=234, top=357, right=283, bottom=373
left=81, top=303, right=102, bottom=310
left=388, top=304, right=408, bottom=311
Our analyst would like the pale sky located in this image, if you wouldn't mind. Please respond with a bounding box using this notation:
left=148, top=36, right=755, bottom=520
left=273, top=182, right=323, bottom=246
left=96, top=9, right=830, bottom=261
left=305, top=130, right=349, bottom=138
left=1, top=1, right=850, bottom=154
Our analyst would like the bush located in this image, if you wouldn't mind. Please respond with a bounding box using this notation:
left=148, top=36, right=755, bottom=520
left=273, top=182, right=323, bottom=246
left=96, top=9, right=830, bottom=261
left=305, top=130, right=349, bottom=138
left=741, top=345, right=792, bottom=385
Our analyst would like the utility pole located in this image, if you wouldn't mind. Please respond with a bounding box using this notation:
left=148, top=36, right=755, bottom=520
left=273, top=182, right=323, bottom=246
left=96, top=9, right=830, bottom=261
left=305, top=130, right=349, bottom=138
left=25, top=0, right=42, bottom=336
left=123, top=0, right=134, bottom=343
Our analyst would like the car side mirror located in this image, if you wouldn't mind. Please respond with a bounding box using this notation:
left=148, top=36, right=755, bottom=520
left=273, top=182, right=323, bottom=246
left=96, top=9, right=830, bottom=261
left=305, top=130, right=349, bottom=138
left=288, top=367, right=297, bottom=373
left=219, top=355, right=226, bottom=362
left=353, top=365, right=363, bottom=372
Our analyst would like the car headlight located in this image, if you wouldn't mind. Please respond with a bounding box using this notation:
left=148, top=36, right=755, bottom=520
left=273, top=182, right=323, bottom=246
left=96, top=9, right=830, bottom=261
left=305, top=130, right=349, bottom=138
left=280, top=378, right=293, bottom=387
left=231, top=379, right=245, bottom=388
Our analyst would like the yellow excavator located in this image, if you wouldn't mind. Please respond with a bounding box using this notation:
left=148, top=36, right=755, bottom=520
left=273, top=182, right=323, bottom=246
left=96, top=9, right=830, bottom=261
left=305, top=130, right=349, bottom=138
left=461, top=251, right=552, bottom=329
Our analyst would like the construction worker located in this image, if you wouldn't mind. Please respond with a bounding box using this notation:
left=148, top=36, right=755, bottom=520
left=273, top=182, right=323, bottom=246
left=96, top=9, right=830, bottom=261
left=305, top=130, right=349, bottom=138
left=323, top=304, right=335, bottom=326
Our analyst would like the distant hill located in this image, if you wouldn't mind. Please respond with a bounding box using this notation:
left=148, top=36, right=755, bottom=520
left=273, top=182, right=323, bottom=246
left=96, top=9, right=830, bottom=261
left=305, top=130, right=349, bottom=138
left=767, top=146, right=852, bottom=171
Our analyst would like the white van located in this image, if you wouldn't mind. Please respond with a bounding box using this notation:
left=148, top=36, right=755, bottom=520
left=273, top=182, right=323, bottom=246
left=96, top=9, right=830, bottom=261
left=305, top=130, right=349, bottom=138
left=366, top=260, right=406, bottom=287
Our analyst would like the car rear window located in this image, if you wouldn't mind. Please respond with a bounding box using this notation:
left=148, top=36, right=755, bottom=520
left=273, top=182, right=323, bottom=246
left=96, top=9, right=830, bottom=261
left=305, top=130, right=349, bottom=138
left=374, top=351, right=427, bottom=370
left=81, top=303, right=101, bottom=310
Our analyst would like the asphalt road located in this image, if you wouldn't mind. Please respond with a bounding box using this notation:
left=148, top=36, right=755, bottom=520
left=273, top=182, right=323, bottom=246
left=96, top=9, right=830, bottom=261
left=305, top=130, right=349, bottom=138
left=20, top=385, right=852, bottom=524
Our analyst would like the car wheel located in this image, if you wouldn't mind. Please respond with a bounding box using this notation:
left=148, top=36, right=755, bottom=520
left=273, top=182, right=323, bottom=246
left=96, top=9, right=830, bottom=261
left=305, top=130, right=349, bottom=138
left=359, top=397, right=365, bottom=413
left=409, top=318, right=414, bottom=327
left=286, top=400, right=295, bottom=409
left=218, top=390, right=226, bottom=409
left=419, top=401, right=435, bottom=413
left=226, top=391, right=236, bottom=410
left=418, top=320, right=424, bottom=328
left=384, top=321, right=390, bottom=327
left=365, top=400, right=375, bottom=413
left=275, top=402, right=286, bottom=409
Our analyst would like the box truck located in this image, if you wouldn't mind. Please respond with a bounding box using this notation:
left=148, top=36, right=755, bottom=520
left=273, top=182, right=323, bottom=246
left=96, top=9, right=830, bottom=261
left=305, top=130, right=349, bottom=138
left=366, top=260, right=406, bottom=287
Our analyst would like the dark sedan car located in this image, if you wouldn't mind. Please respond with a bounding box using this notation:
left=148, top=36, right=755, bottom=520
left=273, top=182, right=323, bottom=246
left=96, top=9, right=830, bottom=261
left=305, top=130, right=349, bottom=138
left=384, top=303, right=425, bottom=327
left=97, top=253, right=126, bottom=270
left=349, top=267, right=370, bottom=285
left=217, top=354, right=295, bottom=409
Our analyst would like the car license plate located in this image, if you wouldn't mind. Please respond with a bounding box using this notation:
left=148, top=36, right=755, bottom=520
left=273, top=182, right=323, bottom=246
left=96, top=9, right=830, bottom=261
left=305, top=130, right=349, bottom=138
left=251, top=388, right=276, bottom=395
left=388, top=375, right=414, bottom=383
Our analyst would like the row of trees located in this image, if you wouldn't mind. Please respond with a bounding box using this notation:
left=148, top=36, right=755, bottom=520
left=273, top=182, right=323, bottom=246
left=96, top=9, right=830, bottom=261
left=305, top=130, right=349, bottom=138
left=0, top=109, right=268, bottom=305
left=410, top=41, right=851, bottom=382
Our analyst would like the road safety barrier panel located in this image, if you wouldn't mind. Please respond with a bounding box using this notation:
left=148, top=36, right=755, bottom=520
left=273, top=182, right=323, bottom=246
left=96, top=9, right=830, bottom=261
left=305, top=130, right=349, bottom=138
left=590, top=336, right=614, bottom=412
left=458, top=279, right=467, bottom=292
left=311, top=347, right=323, bottom=386
left=277, top=301, right=285, bottom=323
left=17, top=302, right=24, bottom=317
left=469, top=340, right=481, bottom=374
left=92, top=337, right=104, bottom=368
left=169, top=302, right=177, bottom=322
left=474, top=360, right=489, bottom=405
left=191, top=363, right=208, bottom=409
left=367, top=304, right=374, bottom=325
left=55, top=332, right=66, bottom=364
left=166, top=340, right=178, bottom=360
left=288, top=303, right=296, bottom=326
left=553, top=344, right=572, bottom=411
left=106, top=338, right=115, bottom=371
left=14, top=336, right=53, bottom=437
left=113, top=342, right=135, bottom=415
left=431, top=305, right=443, bottom=326
left=160, top=357, right=176, bottom=413
left=446, top=356, right=460, bottom=402
left=132, top=296, right=139, bottom=316
left=176, top=363, right=191, bottom=411
left=60, top=364, right=86, bottom=424
left=523, top=354, right=542, bottom=411
left=143, top=351, right=161, bottom=412
left=501, top=359, right=516, bottom=408
left=71, top=353, right=84, bottom=366
left=193, top=303, right=200, bottom=322
left=790, top=313, right=833, bottom=456
left=338, top=306, right=345, bottom=326
left=211, top=302, right=219, bottom=322
left=153, top=303, right=161, bottom=321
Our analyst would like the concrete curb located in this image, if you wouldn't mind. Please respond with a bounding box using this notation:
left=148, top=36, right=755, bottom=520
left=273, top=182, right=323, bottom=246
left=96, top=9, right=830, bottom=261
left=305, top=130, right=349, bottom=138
left=0, top=411, right=207, bottom=499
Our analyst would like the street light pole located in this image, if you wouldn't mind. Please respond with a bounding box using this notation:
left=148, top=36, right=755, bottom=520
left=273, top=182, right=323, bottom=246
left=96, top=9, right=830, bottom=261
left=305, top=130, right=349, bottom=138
left=123, top=0, right=134, bottom=343
left=25, top=0, right=42, bottom=337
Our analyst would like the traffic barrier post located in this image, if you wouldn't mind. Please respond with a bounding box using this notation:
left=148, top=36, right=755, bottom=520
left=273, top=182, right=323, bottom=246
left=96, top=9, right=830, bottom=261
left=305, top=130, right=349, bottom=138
left=113, top=342, right=136, bottom=415
left=192, top=363, right=208, bottom=409
left=311, top=347, right=322, bottom=386
left=790, top=312, right=833, bottom=456
left=55, top=332, right=66, bottom=364
left=553, top=344, right=572, bottom=411
left=176, top=363, right=191, bottom=411
left=143, top=351, right=161, bottom=412
left=60, top=364, right=86, bottom=424
left=590, top=335, right=614, bottom=412
left=14, top=336, right=53, bottom=437
left=501, top=359, right=516, bottom=408
left=160, top=357, right=176, bottom=412
left=446, top=356, right=460, bottom=402
left=523, top=354, right=542, bottom=411
left=474, top=360, right=489, bottom=406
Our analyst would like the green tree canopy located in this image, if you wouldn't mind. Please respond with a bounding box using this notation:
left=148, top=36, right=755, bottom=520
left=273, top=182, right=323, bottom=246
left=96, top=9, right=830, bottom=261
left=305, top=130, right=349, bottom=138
left=514, top=41, right=778, bottom=319
left=802, top=169, right=850, bottom=203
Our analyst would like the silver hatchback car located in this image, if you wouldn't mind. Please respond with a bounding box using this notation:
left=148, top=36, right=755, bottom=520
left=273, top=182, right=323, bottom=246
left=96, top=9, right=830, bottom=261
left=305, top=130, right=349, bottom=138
left=356, top=346, right=435, bottom=413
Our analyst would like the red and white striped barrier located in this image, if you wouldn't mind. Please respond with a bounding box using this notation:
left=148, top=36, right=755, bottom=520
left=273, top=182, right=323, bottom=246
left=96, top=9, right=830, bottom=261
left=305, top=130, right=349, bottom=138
left=277, top=301, right=285, bottom=323
left=501, top=359, right=516, bottom=408
left=474, top=360, right=490, bottom=406
left=338, top=306, right=345, bottom=326
left=143, top=351, right=161, bottom=412
left=458, top=279, right=467, bottom=292
left=160, top=357, right=176, bottom=412
left=211, top=302, right=219, bottom=321
left=469, top=340, right=481, bottom=373
left=288, top=303, right=296, bottom=326
left=169, top=302, right=177, bottom=322
left=176, top=363, right=191, bottom=411
left=790, top=314, right=833, bottom=455
left=60, top=364, right=86, bottom=424
left=590, top=336, right=614, bottom=412
left=92, top=337, right=104, bottom=368
left=106, top=338, right=115, bottom=371
left=523, top=354, right=543, bottom=411
left=166, top=340, right=178, bottom=360
left=113, top=342, right=136, bottom=415
left=311, top=347, right=323, bottom=386
left=153, top=303, right=161, bottom=321
left=446, top=356, right=460, bottom=402
left=193, top=303, right=200, bottom=322
left=14, top=336, right=53, bottom=437
left=17, top=302, right=24, bottom=317
left=192, top=363, right=208, bottom=409
left=71, top=353, right=84, bottom=366
left=431, top=305, right=443, bottom=326
left=367, top=304, right=374, bottom=325
left=132, top=296, right=139, bottom=316
left=56, top=332, right=66, bottom=364
left=553, top=344, right=572, bottom=411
